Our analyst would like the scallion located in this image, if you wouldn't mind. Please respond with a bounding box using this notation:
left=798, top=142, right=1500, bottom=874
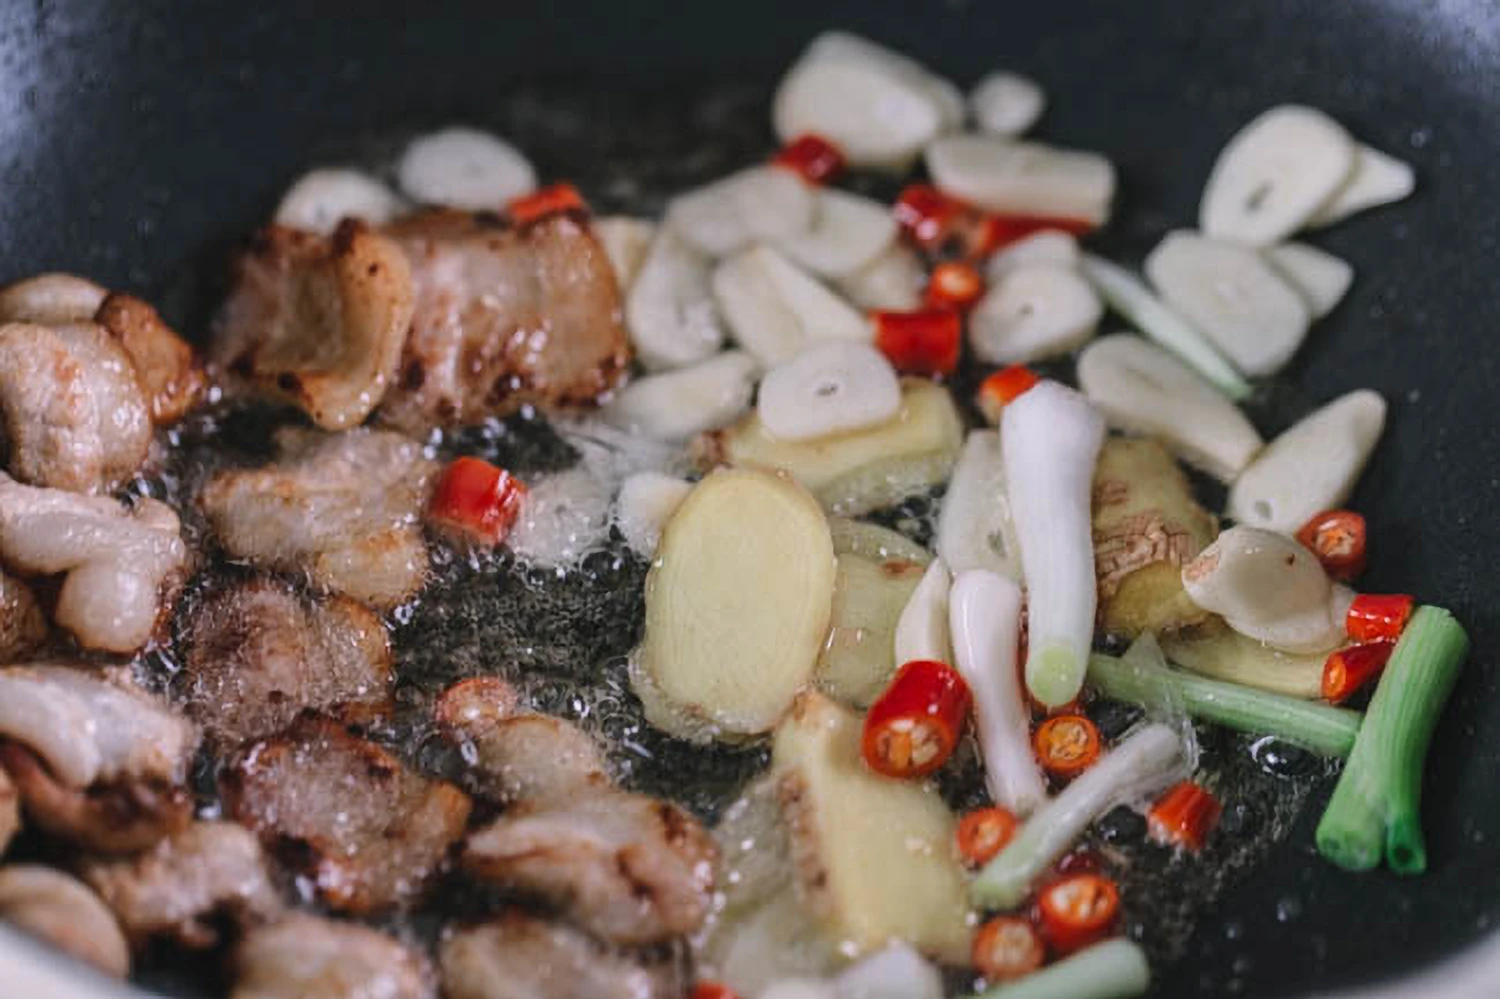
left=964, top=939, right=1151, bottom=999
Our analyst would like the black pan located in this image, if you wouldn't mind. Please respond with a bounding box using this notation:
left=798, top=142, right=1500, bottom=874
left=1, top=1, right=1497, bottom=997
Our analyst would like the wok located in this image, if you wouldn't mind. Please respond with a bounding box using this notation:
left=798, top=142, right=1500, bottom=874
left=0, top=1, right=1497, bottom=997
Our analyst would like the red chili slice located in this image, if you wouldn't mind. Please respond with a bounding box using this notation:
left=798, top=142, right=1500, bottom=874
left=973, top=916, right=1046, bottom=983
left=1345, top=593, right=1415, bottom=643
left=1033, top=714, right=1102, bottom=779
left=1147, top=781, right=1223, bottom=852
left=956, top=806, right=1020, bottom=867
left=976, top=365, right=1041, bottom=422
left=771, top=133, right=846, bottom=185
left=428, top=457, right=528, bottom=546
left=871, top=309, right=963, bottom=376
left=1322, top=640, right=1397, bottom=703
left=1035, top=873, right=1121, bottom=955
left=1296, top=509, right=1368, bottom=581
left=925, top=260, right=985, bottom=312
left=507, top=182, right=588, bottom=226
left=861, top=659, right=972, bottom=778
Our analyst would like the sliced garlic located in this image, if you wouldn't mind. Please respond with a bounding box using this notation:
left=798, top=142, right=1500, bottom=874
left=777, top=188, right=898, bottom=279
left=274, top=168, right=404, bottom=234
left=935, top=430, right=1021, bottom=580
left=1307, top=143, right=1416, bottom=227
left=713, top=246, right=869, bottom=366
left=594, top=216, right=657, bottom=293
left=985, top=230, right=1080, bottom=283
left=1145, top=231, right=1310, bottom=377
left=1182, top=526, right=1346, bottom=654
left=665, top=166, right=816, bottom=258
left=1199, top=105, right=1356, bottom=246
left=757, top=342, right=901, bottom=442
left=925, top=135, right=1116, bottom=225
left=968, top=264, right=1102, bottom=364
left=893, top=558, right=953, bottom=667
left=615, top=472, right=693, bottom=557
left=774, top=32, right=954, bottom=170
left=969, top=72, right=1045, bottom=137
left=1077, top=334, right=1263, bottom=483
left=606, top=351, right=759, bottom=441
left=835, top=244, right=925, bottom=311
left=625, top=229, right=725, bottom=371
left=1265, top=242, right=1353, bottom=319
left=1228, top=389, right=1386, bottom=534
left=396, top=127, right=537, bottom=209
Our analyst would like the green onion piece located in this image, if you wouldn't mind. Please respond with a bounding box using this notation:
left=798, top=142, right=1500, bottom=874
left=1079, top=254, right=1253, bottom=401
left=1087, top=651, right=1362, bottom=758
left=1316, top=605, right=1470, bottom=874
left=965, top=939, right=1151, bottom=999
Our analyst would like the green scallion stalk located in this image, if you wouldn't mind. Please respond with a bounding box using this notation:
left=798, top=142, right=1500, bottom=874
left=965, top=939, right=1150, bottom=999
left=1086, top=650, right=1362, bottom=758
left=1316, top=605, right=1470, bottom=874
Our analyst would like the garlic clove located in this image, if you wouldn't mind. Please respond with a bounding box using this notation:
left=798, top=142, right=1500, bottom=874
left=1264, top=242, right=1354, bottom=319
left=1145, top=230, right=1311, bottom=377
left=835, top=244, right=926, bottom=312
left=968, top=264, right=1102, bottom=364
left=1228, top=389, right=1387, bottom=534
left=893, top=558, right=953, bottom=667
left=606, top=351, right=759, bottom=441
left=666, top=166, right=816, bottom=259
left=1199, top=105, right=1356, bottom=246
left=925, top=135, right=1115, bottom=225
left=985, top=230, right=1080, bottom=283
left=1076, top=334, right=1263, bottom=483
left=757, top=342, right=901, bottom=442
left=778, top=188, right=898, bottom=280
left=625, top=229, right=726, bottom=371
left=615, top=471, right=693, bottom=557
left=713, top=246, right=869, bottom=366
left=275, top=168, right=404, bottom=234
left=969, top=72, right=1046, bottom=137
left=1306, top=143, right=1415, bottom=227
left=594, top=216, right=658, bottom=293
left=396, top=127, right=537, bottom=210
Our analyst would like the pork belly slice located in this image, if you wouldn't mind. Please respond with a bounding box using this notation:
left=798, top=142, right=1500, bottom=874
left=223, top=717, right=471, bottom=914
left=94, top=292, right=206, bottom=425
left=0, top=865, right=131, bottom=978
left=199, top=427, right=435, bottom=609
left=231, top=912, right=435, bottom=999
left=378, top=210, right=629, bottom=431
left=0, top=567, right=46, bottom=665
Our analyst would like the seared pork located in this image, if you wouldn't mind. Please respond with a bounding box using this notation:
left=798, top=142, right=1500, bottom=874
left=231, top=912, right=434, bottom=999
left=94, top=292, right=205, bottom=425
left=0, top=865, right=131, bottom=978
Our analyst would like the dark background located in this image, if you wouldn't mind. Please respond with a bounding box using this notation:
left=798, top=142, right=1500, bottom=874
left=0, top=1, right=1496, bottom=996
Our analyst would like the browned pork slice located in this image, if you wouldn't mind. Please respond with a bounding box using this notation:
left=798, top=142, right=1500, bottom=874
left=463, top=790, right=715, bottom=946
left=439, top=910, right=687, bottom=999
left=199, top=427, right=436, bottom=609
left=434, top=677, right=609, bottom=806
left=0, top=664, right=197, bottom=853
left=95, top=292, right=206, bottom=425
left=0, top=273, right=108, bottom=325
left=0, top=475, right=188, bottom=653
left=0, top=762, right=19, bottom=857
left=0, top=321, right=151, bottom=494
left=232, top=912, right=434, bottom=999
left=378, top=210, right=630, bottom=431
left=0, top=568, right=45, bottom=664
left=182, top=578, right=393, bottom=746
left=212, top=220, right=414, bottom=430
left=223, top=717, right=471, bottom=914
left=79, top=820, right=283, bottom=948
left=0, top=865, right=131, bottom=978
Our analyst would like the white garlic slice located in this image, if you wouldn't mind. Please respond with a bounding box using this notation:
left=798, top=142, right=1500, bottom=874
left=713, top=246, right=869, bottom=366
left=1307, top=143, right=1416, bottom=227
left=665, top=166, right=816, bottom=259
left=396, top=127, right=537, bottom=209
left=1264, top=242, right=1354, bottom=319
left=625, top=229, right=726, bottom=371
left=835, top=244, right=925, bottom=311
left=925, top=135, right=1116, bottom=225
left=893, top=558, right=953, bottom=667
left=757, top=342, right=901, bottom=442
left=773, top=32, right=954, bottom=170
left=1076, top=334, right=1264, bottom=483
left=1182, top=526, right=1346, bottom=654
left=935, top=430, right=1021, bottom=580
left=615, top=471, right=693, bottom=557
left=778, top=188, right=898, bottom=279
left=1199, top=105, right=1356, bottom=246
left=594, top=216, right=657, bottom=293
left=968, top=264, right=1102, bottom=364
left=605, top=351, right=759, bottom=441
left=969, top=72, right=1045, bottom=137
left=1145, top=230, right=1311, bottom=377
left=985, top=229, right=1080, bottom=283
left=274, top=168, right=403, bottom=234
left=1228, top=389, right=1387, bottom=534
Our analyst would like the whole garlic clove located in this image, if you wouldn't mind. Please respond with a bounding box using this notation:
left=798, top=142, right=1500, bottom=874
left=778, top=188, right=899, bottom=280
left=757, top=341, right=901, bottom=442
left=665, top=166, right=816, bottom=259
left=594, top=216, right=658, bottom=293
left=924, top=135, right=1116, bottom=225
left=396, top=127, right=537, bottom=209
left=1076, top=334, right=1263, bottom=483
left=969, top=72, right=1046, bottom=137
left=615, top=472, right=693, bottom=557
left=1199, top=105, right=1356, bottom=246
left=1306, top=143, right=1416, bottom=227
left=985, top=230, right=1080, bottom=283
left=1182, top=525, right=1346, bottom=654
left=1228, top=389, right=1387, bottom=534
left=625, top=229, right=726, bottom=371
left=275, top=168, right=404, bottom=234
left=606, top=351, right=759, bottom=441
left=835, top=244, right=926, bottom=311
left=1264, top=242, right=1354, bottom=319
left=968, top=264, right=1102, bottom=364
left=713, top=245, right=869, bottom=366
left=1145, top=230, right=1311, bottom=378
